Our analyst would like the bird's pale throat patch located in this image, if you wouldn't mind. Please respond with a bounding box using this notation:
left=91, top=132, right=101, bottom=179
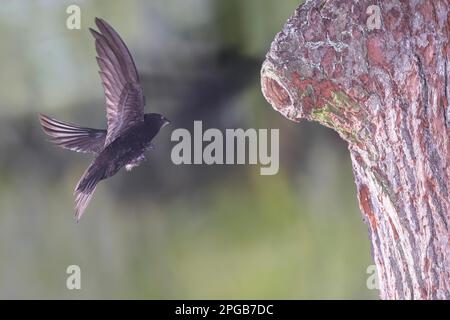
left=170, top=121, right=279, bottom=175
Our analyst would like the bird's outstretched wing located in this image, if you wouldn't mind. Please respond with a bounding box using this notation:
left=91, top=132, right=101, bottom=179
left=90, top=17, right=145, bottom=146
left=39, top=114, right=106, bottom=154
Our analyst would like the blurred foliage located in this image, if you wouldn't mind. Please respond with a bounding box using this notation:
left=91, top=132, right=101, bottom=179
left=0, top=0, right=376, bottom=299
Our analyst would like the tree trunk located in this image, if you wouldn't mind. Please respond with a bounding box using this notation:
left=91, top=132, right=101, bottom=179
left=261, top=0, right=450, bottom=299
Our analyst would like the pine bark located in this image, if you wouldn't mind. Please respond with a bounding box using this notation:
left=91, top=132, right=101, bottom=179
left=261, top=0, right=450, bottom=299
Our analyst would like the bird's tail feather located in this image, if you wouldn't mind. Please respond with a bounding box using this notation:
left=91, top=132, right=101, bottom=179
left=74, top=163, right=106, bottom=221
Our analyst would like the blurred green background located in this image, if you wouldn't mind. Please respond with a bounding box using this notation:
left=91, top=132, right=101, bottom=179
left=0, top=0, right=376, bottom=299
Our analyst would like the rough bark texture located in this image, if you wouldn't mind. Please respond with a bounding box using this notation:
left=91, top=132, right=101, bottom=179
left=261, top=0, right=450, bottom=299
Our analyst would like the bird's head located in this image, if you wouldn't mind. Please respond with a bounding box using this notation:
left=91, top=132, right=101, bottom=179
left=144, top=113, right=171, bottom=130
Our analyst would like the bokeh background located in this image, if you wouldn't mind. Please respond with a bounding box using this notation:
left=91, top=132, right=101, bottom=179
left=0, top=0, right=377, bottom=299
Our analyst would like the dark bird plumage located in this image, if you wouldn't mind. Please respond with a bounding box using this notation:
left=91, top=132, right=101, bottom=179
left=39, top=18, right=170, bottom=221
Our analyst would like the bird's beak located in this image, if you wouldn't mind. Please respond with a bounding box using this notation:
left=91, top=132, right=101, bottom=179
left=163, top=119, right=171, bottom=127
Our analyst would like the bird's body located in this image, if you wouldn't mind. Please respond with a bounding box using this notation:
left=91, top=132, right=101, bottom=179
left=39, top=18, right=170, bottom=221
left=82, top=114, right=165, bottom=182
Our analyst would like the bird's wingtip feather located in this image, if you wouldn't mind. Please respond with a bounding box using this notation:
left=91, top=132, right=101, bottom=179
left=89, top=27, right=102, bottom=39
left=95, top=17, right=109, bottom=30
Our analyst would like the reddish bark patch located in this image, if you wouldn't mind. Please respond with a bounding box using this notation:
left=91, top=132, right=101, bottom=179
left=385, top=6, right=401, bottom=31
left=304, top=9, right=325, bottom=42
left=445, top=42, right=450, bottom=59
left=417, top=2, right=435, bottom=23
left=367, top=34, right=387, bottom=66
left=359, top=184, right=377, bottom=229
left=322, top=47, right=337, bottom=77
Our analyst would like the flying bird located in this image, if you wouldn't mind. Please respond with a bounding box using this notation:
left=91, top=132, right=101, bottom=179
left=39, top=18, right=170, bottom=221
